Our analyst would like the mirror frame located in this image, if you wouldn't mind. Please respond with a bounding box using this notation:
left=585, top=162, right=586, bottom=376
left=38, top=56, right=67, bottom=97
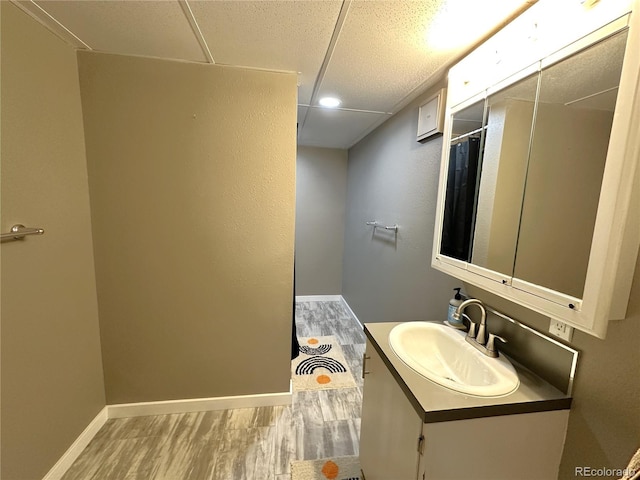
left=432, top=3, right=640, bottom=338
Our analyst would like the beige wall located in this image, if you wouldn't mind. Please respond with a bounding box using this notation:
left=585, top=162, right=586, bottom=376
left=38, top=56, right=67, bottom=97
left=1, top=4, right=106, bottom=479
left=466, top=251, right=640, bottom=478
left=295, top=146, right=348, bottom=295
left=77, top=52, right=297, bottom=403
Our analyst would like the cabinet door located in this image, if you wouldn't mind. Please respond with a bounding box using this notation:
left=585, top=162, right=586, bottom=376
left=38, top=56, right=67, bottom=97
left=419, top=410, right=569, bottom=480
left=359, top=341, right=423, bottom=480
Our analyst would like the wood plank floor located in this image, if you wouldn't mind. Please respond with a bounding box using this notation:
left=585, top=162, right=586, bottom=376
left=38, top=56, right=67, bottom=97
left=61, top=300, right=366, bottom=480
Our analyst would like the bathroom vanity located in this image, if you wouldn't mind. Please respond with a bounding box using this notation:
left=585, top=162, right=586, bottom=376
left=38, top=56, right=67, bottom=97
left=432, top=0, right=640, bottom=338
left=359, top=322, right=572, bottom=480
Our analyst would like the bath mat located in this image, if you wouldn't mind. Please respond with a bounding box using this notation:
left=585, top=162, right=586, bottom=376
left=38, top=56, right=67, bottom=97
left=292, top=336, right=357, bottom=391
left=291, top=456, right=361, bottom=480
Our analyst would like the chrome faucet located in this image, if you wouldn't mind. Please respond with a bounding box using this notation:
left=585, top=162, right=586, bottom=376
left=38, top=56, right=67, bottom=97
left=452, top=298, right=487, bottom=342
left=452, top=298, right=506, bottom=358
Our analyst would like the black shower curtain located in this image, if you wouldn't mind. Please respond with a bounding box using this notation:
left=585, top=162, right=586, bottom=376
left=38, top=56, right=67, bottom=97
left=440, top=137, right=481, bottom=261
left=291, top=260, right=300, bottom=360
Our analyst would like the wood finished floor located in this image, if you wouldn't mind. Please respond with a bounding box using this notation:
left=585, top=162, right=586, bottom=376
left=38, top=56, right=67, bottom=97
left=61, top=300, right=366, bottom=480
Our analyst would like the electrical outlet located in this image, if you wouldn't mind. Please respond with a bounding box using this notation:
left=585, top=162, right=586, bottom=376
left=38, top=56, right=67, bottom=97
left=549, top=319, right=573, bottom=342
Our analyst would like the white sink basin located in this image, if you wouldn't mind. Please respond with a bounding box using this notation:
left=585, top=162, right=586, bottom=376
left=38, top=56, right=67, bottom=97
left=388, top=322, right=519, bottom=397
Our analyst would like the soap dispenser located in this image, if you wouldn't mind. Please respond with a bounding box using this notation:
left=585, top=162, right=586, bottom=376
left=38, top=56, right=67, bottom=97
left=447, top=288, right=465, bottom=328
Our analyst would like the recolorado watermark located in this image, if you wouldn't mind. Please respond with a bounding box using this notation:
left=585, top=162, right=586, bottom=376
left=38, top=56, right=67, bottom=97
left=575, top=466, right=638, bottom=477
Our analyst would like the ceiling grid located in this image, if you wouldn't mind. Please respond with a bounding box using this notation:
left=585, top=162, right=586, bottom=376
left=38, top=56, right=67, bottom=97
left=11, top=0, right=535, bottom=149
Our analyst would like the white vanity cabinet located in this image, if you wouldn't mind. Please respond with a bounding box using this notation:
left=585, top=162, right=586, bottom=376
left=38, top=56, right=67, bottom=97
left=359, top=341, right=423, bottom=480
left=432, top=0, right=640, bottom=338
left=359, top=333, right=571, bottom=480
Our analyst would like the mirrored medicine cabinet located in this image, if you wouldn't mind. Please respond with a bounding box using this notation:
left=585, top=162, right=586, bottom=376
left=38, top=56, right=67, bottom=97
left=432, top=1, right=640, bottom=338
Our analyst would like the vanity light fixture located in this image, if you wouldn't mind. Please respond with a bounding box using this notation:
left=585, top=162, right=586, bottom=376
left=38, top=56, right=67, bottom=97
left=318, top=96, right=341, bottom=108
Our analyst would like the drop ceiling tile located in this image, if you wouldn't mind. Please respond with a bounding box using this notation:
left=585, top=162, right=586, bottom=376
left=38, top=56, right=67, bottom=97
left=189, top=0, right=342, bottom=105
left=35, top=1, right=207, bottom=62
left=298, top=108, right=389, bottom=149
left=319, top=0, right=530, bottom=113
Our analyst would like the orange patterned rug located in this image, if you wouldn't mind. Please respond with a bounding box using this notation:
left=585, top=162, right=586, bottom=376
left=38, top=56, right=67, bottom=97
left=292, top=336, right=357, bottom=391
left=291, top=456, right=361, bottom=480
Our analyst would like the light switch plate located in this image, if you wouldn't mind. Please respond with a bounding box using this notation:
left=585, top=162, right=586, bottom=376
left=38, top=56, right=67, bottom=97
left=549, top=319, right=574, bottom=342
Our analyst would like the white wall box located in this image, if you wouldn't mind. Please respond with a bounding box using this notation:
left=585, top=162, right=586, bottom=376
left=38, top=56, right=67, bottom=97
left=432, top=0, right=640, bottom=338
left=416, top=89, right=445, bottom=141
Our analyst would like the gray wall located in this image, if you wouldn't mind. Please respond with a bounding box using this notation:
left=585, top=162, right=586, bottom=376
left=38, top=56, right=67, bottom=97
left=1, top=4, right=106, bottom=479
left=343, top=82, right=459, bottom=323
left=295, top=146, right=348, bottom=295
left=346, top=72, right=639, bottom=476
left=78, top=52, right=297, bottom=404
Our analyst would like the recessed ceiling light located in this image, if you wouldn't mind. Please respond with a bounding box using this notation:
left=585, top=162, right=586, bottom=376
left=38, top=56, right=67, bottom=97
left=319, top=97, right=341, bottom=108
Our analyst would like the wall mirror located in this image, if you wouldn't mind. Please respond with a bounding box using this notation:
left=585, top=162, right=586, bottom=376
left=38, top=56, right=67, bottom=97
left=439, top=72, right=539, bottom=276
left=439, top=29, right=628, bottom=295
left=433, top=3, right=640, bottom=338
left=513, top=29, right=628, bottom=299
left=471, top=73, right=538, bottom=278
left=440, top=99, right=485, bottom=262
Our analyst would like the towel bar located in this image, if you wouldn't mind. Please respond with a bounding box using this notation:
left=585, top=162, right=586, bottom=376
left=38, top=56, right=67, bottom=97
left=1, top=224, right=45, bottom=241
left=365, top=221, right=398, bottom=232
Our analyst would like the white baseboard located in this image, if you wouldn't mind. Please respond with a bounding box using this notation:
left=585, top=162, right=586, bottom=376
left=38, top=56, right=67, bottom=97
left=340, top=295, right=364, bottom=330
left=42, top=407, right=108, bottom=480
left=295, top=295, right=343, bottom=302
left=108, top=383, right=293, bottom=419
left=45, top=383, right=292, bottom=478
left=47, top=296, right=361, bottom=480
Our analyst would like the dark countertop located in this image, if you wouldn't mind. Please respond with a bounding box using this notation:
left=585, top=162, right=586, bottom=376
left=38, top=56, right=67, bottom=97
left=364, top=322, right=572, bottom=423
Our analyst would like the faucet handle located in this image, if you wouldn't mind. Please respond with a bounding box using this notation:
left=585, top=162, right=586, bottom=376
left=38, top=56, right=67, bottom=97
left=467, top=321, right=478, bottom=339
left=486, top=333, right=507, bottom=357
